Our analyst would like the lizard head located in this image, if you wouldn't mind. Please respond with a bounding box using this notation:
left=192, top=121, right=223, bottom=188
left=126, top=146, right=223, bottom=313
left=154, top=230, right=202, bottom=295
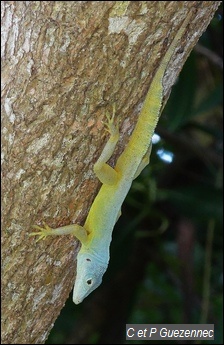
left=73, top=251, right=108, bottom=304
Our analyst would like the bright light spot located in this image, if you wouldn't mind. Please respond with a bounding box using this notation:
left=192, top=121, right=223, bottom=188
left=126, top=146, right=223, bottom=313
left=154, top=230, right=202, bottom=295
left=152, top=133, right=161, bottom=144
left=157, top=149, right=174, bottom=163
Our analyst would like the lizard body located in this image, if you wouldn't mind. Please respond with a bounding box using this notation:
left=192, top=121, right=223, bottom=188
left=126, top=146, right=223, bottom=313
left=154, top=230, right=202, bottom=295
left=30, top=15, right=190, bottom=304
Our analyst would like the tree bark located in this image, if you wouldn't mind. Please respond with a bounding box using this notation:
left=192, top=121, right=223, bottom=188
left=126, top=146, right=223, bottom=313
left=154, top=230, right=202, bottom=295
left=1, top=1, right=221, bottom=343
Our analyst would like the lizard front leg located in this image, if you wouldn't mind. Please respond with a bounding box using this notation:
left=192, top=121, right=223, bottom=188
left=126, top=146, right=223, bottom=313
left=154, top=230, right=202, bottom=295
left=29, top=222, right=88, bottom=244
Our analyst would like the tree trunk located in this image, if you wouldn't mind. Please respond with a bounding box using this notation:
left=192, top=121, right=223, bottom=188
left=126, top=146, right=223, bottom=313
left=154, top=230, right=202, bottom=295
left=1, top=1, right=221, bottom=343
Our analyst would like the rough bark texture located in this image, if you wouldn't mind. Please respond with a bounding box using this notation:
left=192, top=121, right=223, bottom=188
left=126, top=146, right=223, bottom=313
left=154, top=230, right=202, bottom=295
left=1, top=1, right=221, bottom=344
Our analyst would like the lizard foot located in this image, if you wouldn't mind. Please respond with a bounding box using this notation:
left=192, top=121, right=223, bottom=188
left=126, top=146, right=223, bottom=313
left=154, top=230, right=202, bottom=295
left=29, top=222, right=54, bottom=242
left=103, top=103, right=119, bottom=138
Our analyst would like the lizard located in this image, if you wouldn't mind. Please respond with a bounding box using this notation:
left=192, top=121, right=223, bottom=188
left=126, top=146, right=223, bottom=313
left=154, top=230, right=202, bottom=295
left=30, top=14, right=190, bottom=304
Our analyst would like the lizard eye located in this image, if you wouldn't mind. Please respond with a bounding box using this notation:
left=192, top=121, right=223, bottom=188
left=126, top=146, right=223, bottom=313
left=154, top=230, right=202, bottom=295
left=86, top=279, right=92, bottom=285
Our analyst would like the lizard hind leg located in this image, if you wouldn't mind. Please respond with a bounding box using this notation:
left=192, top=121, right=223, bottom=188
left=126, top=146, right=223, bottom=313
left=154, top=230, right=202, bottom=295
left=94, top=104, right=120, bottom=185
left=133, top=143, right=152, bottom=180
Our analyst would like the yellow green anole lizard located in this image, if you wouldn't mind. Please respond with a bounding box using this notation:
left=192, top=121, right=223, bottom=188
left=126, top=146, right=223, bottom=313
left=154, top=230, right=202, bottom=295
left=30, top=15, right=190, bottom=304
